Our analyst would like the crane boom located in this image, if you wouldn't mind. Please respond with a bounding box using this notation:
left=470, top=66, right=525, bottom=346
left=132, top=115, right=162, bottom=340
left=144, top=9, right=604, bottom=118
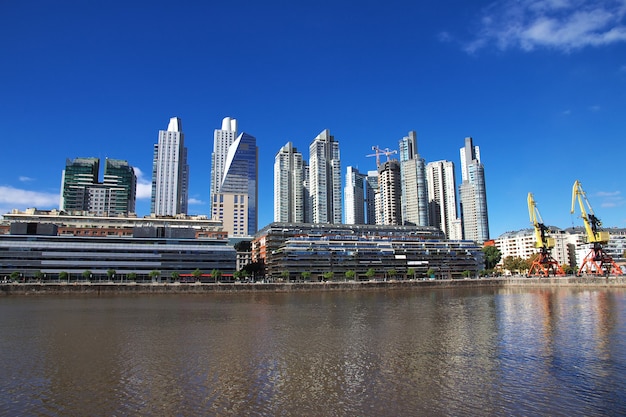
left=527, top=192, right=563, bottom=277
left=571, top=180, right=609, bottom=244
left=366, top=146, right=397, bottom=168
left=570, top=180, right=621, bottom=276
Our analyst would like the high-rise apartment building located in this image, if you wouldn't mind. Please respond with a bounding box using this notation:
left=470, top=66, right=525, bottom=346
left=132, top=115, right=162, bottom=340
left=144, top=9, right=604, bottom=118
left=426, top=160, right=461, bottom=240
left=378, top=160, right=402, bottom=225
left=103, top=159, right=137, bottom=215
left=60, top=157, right=100, bottom=212
left=61, top=157, right=137, bottom=216
left=151, top=117, right=189, bottom=216
left=274, top=142, right=305, bottom=223
left=210, top=117, right=258, bottom=236
left=344, top=166, right=366, bottom=224
left=399, top=131, right=429, bottom=227
left=459, top=137, right=489, bottom=242
left=365, top=170, right=380, bottom=225
left=309, top=129, right=342, bottom=224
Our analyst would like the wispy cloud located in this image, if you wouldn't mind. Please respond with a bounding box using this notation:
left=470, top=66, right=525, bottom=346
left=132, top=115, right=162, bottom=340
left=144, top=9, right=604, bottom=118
left=464, top=0, right=626, bottom=53
left=0, top=186, right=59, bottom=214
left=19, top=176, right=35, bottom=182
left=595, top=190, right=624, bottom=208
left=133, top=167, right=152, bottom=200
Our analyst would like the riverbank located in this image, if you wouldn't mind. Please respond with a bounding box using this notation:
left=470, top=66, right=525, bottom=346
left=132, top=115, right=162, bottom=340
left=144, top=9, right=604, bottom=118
left=2, top=276, right=626, bottom=296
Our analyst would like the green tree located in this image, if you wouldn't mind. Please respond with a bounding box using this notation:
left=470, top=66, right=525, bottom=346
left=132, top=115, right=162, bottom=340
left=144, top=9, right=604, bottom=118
left=34, top=270, right=44, bottom=282
left=192, top=268, right=203, bottom=281
left=107, top=269, right=116, bottom=281
left=407, top=267, right=415, bottom=280
left=322, top=271, right=334, bottom=281
left=10, top=271, right=20, bottom=282
left=462, top=270, right=472, bottom=278
left=280, top=270, right=290, bottom=282
left=387, top=269, right=397, bottom=280
left=483, top=246, right=502, bottom=270
left=301, top=271, right=311, bottom=281
left=149, top=270, right=161, bottom=282
left=128, top=272, right=137, bottom=282
left=502, top=256, right=527, bottom=275
left=211, top=269, right=222, bottom=282
left=82, top=270, right=92, bottom=281
left=171, top=271, right=180, bottom=282
left=59, top=271, right=69, bottom=282
left=426, top=268, right=435, bottom=278
left=365, top=268, right=375, bottom=280
left=242, top=261, right=265, bottom=280
left=345, top=270, right=356, bottom=281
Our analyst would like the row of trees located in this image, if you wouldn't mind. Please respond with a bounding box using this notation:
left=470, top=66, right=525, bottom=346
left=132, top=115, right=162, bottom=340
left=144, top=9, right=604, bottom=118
left=275, top=267, right=475, bottom=282
left=5, top=268, right=228, bottom=283
left=481, top=246, right=583, bottom=276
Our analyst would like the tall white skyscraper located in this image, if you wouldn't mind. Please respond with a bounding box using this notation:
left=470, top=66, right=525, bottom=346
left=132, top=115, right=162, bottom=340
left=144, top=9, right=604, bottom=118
left=274, top=142, right=305, bottom=223
left=151, top=117, right=189, bottom=216
left=427, top=160, right=461, bottom=240
left=211, top=117, right=238, bottom=208
left=344, top=166, right=366, bottom=224
left=399, top=131, right=429, bottom=227
left=309, top=129, right=342, bottom=224
left=210, top=117, right=258, bottom=236
left=459, top=137, right=489, bottom=243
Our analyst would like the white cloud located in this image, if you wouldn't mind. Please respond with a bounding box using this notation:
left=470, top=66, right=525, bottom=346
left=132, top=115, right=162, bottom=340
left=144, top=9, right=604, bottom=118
left=19, top=176, right=35, bottom=182
left=0, top=186, right=59, bottom=212
left=133, top=167, right=152, bottom=199
left=464, top=0, right=626, bottom=53
left=188, top=198, right=206, bottom=205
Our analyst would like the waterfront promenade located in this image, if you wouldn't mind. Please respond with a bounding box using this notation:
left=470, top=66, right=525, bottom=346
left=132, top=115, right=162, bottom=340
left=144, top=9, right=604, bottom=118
left=2, top=276, right=625, bottom=295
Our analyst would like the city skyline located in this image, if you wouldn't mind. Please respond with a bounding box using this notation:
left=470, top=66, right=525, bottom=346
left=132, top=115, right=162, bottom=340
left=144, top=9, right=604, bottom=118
left=1, top=1, right=625, bottom=238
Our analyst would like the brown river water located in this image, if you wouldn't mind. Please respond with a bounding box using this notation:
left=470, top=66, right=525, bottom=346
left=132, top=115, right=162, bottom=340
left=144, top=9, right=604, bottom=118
left=1, top=287, right=625, bottom=416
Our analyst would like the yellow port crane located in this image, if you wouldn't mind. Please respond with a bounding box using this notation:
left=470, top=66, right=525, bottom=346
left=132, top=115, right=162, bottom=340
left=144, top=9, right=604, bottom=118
left=527, top=193, right=565, bottom=277
left=570, top=180, right=622, bottom=276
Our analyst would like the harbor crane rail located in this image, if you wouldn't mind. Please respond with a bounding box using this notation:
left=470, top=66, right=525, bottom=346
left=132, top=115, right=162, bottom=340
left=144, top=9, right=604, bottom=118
left=527, top=193, right=565, bottom=277
left=570, top=180, right=622, bottom=276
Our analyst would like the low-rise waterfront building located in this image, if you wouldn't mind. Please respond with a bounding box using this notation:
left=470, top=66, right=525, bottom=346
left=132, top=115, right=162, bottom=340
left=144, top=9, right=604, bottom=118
left=253, top=222, right=483, bottom=280
left=493, top=227, right=626, bottom=273
left=0, top=223, right=235, bottom=281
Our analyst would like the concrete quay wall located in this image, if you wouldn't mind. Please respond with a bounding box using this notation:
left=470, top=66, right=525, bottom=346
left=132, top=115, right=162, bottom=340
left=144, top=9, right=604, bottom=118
left=2, top=276, right=626, bottom=296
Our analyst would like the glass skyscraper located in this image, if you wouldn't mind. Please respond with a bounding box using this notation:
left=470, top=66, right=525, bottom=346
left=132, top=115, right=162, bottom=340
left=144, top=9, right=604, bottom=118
left=60, top=157, right=137, bottom=216
left=210, top=117, right=258, bottom=236
left=399, top=131, right=429, bottom=227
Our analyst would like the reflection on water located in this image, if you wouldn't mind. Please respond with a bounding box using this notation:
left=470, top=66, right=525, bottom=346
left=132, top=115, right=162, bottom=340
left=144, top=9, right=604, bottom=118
left=0, top=288, right=625, bottom=416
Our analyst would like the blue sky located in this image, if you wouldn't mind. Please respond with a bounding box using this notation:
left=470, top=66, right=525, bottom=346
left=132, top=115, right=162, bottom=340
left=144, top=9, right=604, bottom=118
left=1, top=0, right=625, bottom=238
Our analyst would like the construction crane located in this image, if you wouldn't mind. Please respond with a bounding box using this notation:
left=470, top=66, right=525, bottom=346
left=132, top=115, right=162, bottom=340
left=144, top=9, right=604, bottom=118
left=366, top=146, right=397, bottom=168
left=570, top=180, right=622, bottom=276
left=527, top=193, right=565, bottom=277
